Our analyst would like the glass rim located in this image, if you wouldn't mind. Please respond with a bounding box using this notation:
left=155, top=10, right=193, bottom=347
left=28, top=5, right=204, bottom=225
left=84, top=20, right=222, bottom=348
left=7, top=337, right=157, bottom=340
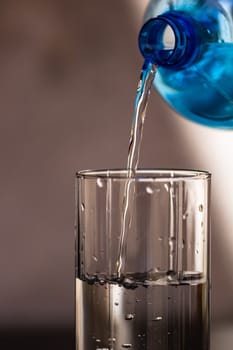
left=76, top=168, right=211, bottom=182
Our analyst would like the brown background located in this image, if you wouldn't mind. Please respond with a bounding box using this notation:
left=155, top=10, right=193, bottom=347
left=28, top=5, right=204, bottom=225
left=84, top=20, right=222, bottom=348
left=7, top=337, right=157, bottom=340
left=1, top=0, right=233, bottom=348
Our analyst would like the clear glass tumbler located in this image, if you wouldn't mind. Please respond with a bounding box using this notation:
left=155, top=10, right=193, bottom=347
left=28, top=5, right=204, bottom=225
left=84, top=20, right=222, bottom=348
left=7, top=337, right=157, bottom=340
left=75, top=169, right=211, bottom=350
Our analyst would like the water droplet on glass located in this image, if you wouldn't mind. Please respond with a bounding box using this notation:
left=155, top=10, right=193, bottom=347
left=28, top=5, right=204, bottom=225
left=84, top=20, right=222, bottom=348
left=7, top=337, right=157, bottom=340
left=114, top=301, right=119, bottom=306
left=146, top=186, right=154, bottom=194
left=81, top=203, right=85, bottom=211
left=122, top=344, right=132, bottom=348
left=143, top=280, right=150, bottom=287
left=153, top=316, right=163, bottom=321
left=199, top=204, right=203, bottom=212
left=99, top=278, right=105, bottom=285
left=182, top=212, right=188, bottom=220
left=164, top=184, right=169, bottom=192
left=125, top=313, right=134, bottom=320
left=92, top=255, right=98, bottom=262
left=167, top=270, right=176, bottom=281
left=96, top=338, right=101, bottom=343
left=169, top=237, right=175, bottom=244
left=158, top=236, right=163, bottom=241
left=196, top=249, right=199, bottom=254
left=108, top=337, right=116, bottom=343
left=97, top=178, right=104, bottom=188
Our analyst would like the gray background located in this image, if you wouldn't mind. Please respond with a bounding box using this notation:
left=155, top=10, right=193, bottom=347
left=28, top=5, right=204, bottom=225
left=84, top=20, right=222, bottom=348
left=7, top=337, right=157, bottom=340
left=0, top=0, right=233, bottom=348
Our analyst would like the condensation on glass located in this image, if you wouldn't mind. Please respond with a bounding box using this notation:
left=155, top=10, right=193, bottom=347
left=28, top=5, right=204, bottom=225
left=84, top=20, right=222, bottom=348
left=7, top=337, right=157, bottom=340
left=75, top=169, right=211, bottom=350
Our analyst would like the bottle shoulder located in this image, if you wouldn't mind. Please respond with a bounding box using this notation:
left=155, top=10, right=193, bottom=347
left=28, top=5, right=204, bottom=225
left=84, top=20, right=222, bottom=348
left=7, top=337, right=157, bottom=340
left=146, top=0, right=233, bottom=43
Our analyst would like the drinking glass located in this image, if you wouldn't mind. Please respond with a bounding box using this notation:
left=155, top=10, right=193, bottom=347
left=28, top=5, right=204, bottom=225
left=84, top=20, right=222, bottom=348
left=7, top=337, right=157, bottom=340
left=75, top=169, right=211, bottom=350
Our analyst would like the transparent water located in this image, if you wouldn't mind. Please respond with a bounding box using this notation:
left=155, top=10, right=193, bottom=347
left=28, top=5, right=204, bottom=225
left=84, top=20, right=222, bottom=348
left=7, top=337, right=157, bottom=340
left=116, top=61, right=157, bottom=277
left=76, top=276, right=209, bottom=350
left=155, top=43, right=233, bottom=127
left=126, top=61, right=157, bottom=171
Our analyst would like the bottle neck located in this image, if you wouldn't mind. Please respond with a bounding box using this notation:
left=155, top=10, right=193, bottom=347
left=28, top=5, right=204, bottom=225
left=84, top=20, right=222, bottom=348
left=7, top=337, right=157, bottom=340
left=138, top=11, right=202, bottom=69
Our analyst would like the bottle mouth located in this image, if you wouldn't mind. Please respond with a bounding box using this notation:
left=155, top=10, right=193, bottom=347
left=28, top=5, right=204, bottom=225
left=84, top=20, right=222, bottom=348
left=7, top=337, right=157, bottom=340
left=138, top=11, right=200, bottom=68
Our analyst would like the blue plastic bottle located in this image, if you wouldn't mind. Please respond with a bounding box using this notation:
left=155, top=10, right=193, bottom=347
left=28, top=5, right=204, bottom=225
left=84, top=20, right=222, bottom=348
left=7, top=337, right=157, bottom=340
left=138, top=0, right=233, bottom=128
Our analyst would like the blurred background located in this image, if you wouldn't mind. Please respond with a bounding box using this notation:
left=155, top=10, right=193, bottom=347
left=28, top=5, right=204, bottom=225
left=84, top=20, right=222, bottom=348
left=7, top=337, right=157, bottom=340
left=1, top=0, right=233, bottom=348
